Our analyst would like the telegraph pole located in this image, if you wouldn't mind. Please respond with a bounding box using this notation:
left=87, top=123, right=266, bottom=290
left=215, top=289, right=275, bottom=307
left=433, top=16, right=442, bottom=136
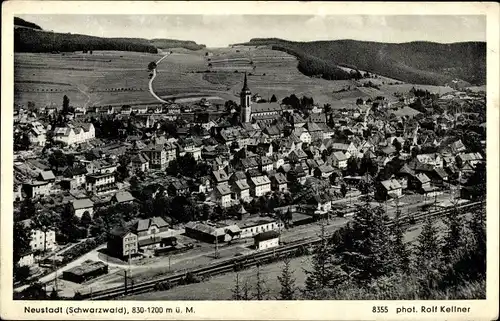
left=53, top=251, right=58, bottom=292
left=214, top=233, right=219, bottom=259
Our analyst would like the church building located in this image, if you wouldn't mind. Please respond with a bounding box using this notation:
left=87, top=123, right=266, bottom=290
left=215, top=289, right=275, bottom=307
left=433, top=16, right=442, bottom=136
left=240, top=73, right=283, bottom=124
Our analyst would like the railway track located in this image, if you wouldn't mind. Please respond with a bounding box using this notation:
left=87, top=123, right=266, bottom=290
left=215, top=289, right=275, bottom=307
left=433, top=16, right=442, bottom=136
left=85, top=200, right=485, bottom=300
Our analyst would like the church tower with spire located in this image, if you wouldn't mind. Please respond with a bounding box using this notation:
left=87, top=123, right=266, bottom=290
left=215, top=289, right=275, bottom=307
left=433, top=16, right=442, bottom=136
left=240, top=73, right=252, bottom=123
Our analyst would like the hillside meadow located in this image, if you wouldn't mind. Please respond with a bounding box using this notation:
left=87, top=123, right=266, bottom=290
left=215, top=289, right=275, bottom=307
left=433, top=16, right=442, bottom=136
left=15, top=46, right=459, bottom=109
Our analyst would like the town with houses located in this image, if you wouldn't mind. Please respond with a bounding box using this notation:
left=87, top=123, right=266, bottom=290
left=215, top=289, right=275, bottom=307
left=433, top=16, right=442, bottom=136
left=13, top=72, right=487, bottom=299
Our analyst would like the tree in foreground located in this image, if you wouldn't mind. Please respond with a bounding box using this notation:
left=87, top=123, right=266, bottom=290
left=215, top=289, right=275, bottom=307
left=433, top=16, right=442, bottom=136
left=303, top=223, right=347, bottom=298
left=391, top=201, right=410, bottom=273
left=13, top=221, right=32, bottom=264
left=254, top=265, right=269, bottom=300
left=231, top=273, right=242, bottom=300
left=277, top=256, right=296, bottom=300
left=241, top=278, right=252, bottom=300
left=414, top=218, right=442, bottom=298
left=441, top=205, right=466, bottom=264
left=340, top=202, right=393, bottom=285
left=50, top=288, right=59, bottom=300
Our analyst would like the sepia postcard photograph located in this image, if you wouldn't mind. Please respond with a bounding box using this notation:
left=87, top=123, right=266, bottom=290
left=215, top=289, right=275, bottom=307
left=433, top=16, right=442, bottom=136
left=1, top=1, right=499, bottom=320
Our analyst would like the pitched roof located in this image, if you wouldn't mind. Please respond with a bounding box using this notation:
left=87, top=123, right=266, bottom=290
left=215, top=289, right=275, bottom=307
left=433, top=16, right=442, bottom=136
left=415, top=173, right=431, bottom=184
left=184, top=221, right=226, bottom=236
left=110, top=226, right=134, bottom=237
left=303, top=121, right=322, bottom=132
left=63, top=166, right=87, bottom=177
left=234, top=180, right=250, bottom=191
left=212, top=169, right=229, bottom=182
left=433, top=167, right=449, bottom=179
left=254, top=230, right=280, bottom=242
left=380, top=179, right=402, bottom=191
left=273, top=172, right=288, bottom=184
left=306, top=113, right=327, bottom=123
left=318, top=164, right=335, bottom=173
left=113, top=191, right=135, bottom=203
left=252, top=102, right=282, bottom=114
left=458, top=153, right=483, bottom=162
left=216, top=184, right=232, bottom=196
left=331, top=151, right=347, bottom=161
left=131, top=153, right=148, bottom=164
left=39, top=170, right=55, bottom=181
left=231, top=171, right=247, bottom=181
left=71, top=198, right=94, bottom=210
left=136, top=217, right=169, bottom=232
left=250, top=175, right=271, bottom=186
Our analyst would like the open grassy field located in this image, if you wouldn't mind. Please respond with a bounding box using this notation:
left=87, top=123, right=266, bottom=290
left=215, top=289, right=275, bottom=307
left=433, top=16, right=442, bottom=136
left=15, top=46, right=459, bottom=109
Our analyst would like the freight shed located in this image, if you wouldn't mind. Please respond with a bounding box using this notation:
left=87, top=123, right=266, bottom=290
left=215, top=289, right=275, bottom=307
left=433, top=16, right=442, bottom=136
left=62, top=260, right=108, bottom=283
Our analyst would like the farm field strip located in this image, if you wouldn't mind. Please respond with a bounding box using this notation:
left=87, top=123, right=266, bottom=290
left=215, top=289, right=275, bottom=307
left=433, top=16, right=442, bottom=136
left=14, top=47, right=459, bottom=108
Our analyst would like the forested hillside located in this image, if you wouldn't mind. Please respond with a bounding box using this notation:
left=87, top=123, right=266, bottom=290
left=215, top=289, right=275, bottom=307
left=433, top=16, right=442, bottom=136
left=14, top=17, right=206, bottom=53
left=14, top=17, right=42, bottom=30
left=239, top=38, right=486, bottom=86
left=150, top=39, right=206, bottom=50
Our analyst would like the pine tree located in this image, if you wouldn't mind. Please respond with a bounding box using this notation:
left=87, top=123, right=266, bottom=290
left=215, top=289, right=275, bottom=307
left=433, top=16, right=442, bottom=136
left=231, top=273, right=242, bottom=300
left=414, top=218, right=442, bottom=298
left=277, top=256, right=296, bottom=300
left=241, top=278, right=251, bottom=300
left=441, top=204, right=466, bottom=264
left=50, top=288, right=59, bottom=300
left=13, top=221, right=32, bottom=264
left=391, top=201, right=410, bottom=273
left=62, top=95, right=70, bottom=115
left=304, top=223, right=346, bottom=298
left=254, top=265, right=269, bottom=300
left=340, top=202, right=393, bottom=284
left=415, top=218, right=442, bottom=269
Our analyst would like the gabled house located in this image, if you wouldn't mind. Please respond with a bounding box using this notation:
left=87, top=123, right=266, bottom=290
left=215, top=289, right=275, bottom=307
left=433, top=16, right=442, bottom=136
left=212, top=184, right=233, bottom=208
left=408, top=173, right=432, bottom=193
left=20, top=219, right=57, bottom=253
left=270, top=153, right=285, bottom=170
left=288, top=148, right=308, bottom=163
left=417, top=154, right=443, bottom=168
left=315, top=164, right=335, bottom=178
left=38, top=170, right=56, bottom=183
left=330, top=142, right=358, bottom=158
left=271, top=172, right=288, bottom=192
left=375, top=179, right=402, bottom=201
left=457, top=153, right=483, bottom=168
left=71, top=198, right=94, bottom=219
left=212, top=169, right=229, bottom=186
left=239, top=157, right=259, bottom=172
left=303, top=121, right=324, bottom=141
left=429, top=167, right=449, bottom=187
left=167, top=180, right=190, bottom=196
left=249, top=175, right=271, bottom=197
left=62, top=166, right=88, bottom=189
left=259, top=156, right=274, bottom=172
left=330, top=151, right=348, bottom=169
left=292, top=127, right=312, bottom=144
left=193, top=176, right=213, bottom=194
left=451, top=139, right=467, bottom=154
left=308, top=193, right=333, bottom=213
left=107, top=227, right=138, bottom=259
left=111, top=191, right=135, bottom=205
left=130, top=153, right=149, bottom=173
left=232, top=179, right=251, bottom=201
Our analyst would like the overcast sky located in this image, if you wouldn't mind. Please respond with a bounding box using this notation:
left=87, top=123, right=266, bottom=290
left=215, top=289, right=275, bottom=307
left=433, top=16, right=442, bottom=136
left=18, top=15, right=486, bottom=47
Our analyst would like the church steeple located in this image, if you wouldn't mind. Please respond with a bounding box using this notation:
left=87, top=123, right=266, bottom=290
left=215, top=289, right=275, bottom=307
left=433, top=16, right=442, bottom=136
left=242, top=72, right=249, bottom=92
left=240, top=73, right=252, bottom=123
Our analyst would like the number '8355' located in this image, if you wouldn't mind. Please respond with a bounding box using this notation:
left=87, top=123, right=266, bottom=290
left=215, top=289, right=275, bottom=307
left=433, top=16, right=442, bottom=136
left=372, top=306, right=388, bottom=313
